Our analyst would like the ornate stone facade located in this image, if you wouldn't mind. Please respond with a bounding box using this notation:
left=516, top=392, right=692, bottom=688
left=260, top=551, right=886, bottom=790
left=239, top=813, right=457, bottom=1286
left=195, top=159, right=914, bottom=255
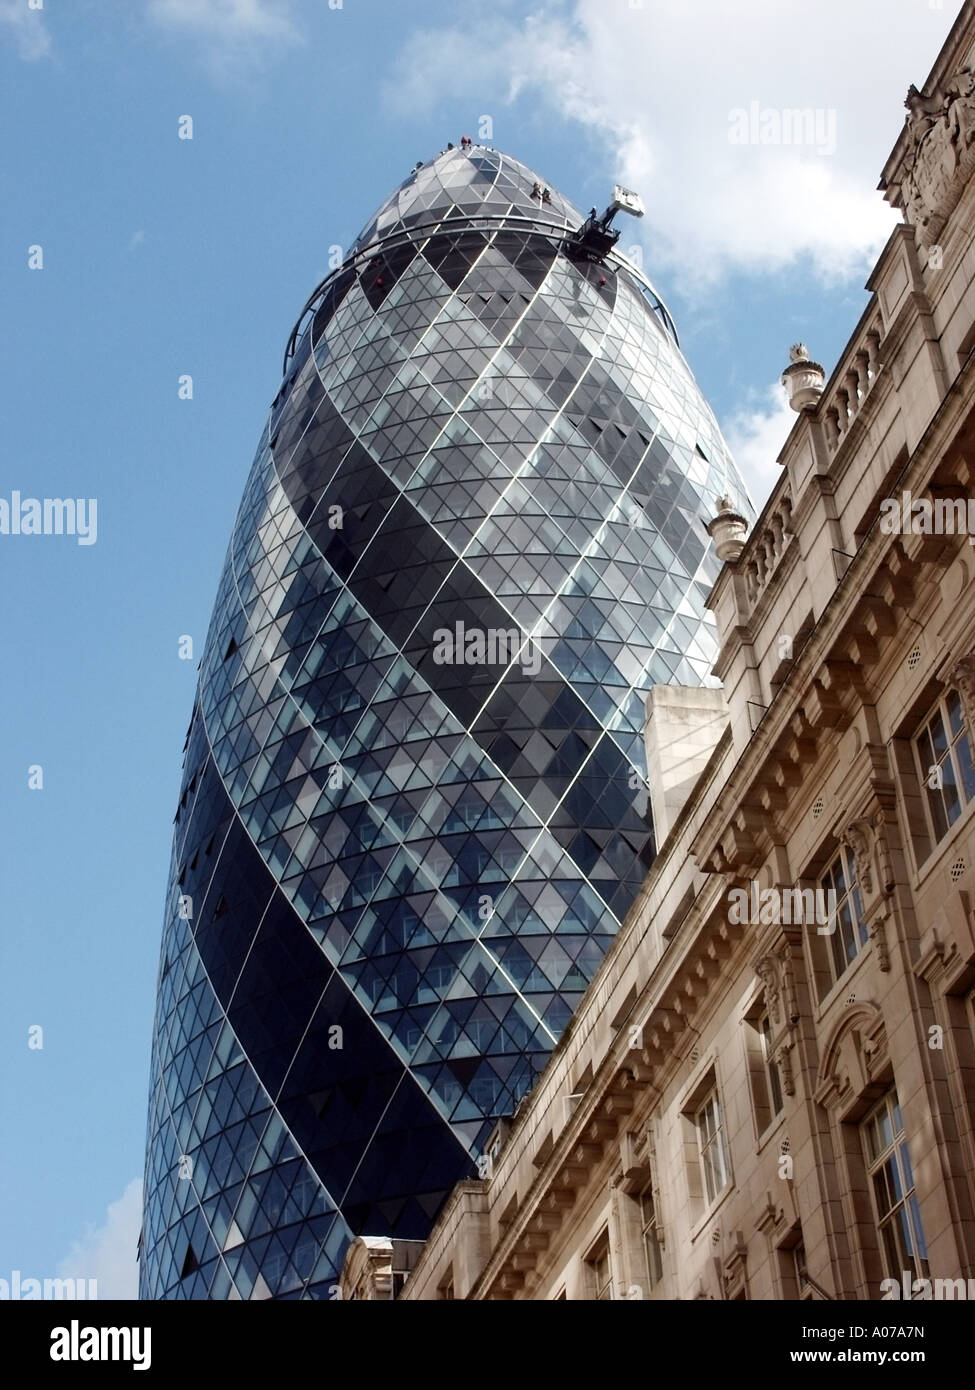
left=897, top=70, right=975, bottom=247
left=883, top=8, right=975, bottom=251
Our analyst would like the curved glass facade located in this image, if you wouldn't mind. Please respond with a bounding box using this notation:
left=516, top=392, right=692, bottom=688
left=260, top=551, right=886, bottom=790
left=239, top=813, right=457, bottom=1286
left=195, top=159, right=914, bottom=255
left=140, top=147, right=752, bottom=1299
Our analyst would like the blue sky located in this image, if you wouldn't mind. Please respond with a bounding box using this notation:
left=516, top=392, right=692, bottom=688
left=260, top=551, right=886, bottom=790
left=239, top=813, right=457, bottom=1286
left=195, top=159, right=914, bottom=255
left=0, top=0, right=957, bottom=1296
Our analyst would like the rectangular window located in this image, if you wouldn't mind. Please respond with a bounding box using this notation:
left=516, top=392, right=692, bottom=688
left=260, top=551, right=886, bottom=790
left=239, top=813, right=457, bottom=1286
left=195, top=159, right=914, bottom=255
left=915, top=689, right=975, bottom=845
left=696, top=1088, right=731, bottom=1204
left=640, top=1184, right=664, bottom=1290
left=821, top=846, right=868, bottom=989
left=793, top=1241, right=810, bottom=1298
left=745, top=1000, right=785, bottom=1134
left=862, top=1089, right=929, bottom=1284
left=774, top=1225, right=808, bottom=1299
left=761, top=1013, right=784, bottom=1118
left=587, top=1235, right=613, bottom=1301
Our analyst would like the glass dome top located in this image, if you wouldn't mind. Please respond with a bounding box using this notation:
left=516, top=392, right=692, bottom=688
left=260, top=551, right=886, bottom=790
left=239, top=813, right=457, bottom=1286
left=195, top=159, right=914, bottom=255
left=352, top=147, right=584, bottom=253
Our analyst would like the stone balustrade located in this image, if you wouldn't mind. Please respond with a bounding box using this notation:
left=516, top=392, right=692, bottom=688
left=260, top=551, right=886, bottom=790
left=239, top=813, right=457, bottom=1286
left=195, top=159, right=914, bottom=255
left=821, top=313, right=884, bottom=454
left=742, top=490, right=795, bottom=608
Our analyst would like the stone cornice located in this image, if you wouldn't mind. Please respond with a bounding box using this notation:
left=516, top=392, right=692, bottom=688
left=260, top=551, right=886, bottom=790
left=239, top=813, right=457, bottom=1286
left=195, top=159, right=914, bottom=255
left=692, top=348, right=975, bottom=876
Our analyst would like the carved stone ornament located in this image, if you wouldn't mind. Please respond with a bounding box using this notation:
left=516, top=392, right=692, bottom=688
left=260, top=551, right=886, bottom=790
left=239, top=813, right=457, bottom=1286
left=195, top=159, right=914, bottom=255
left=871, top=808, right=895, bottom=896
left=899, top=69, right=975, bottom=247
left=948, top=654, right=975, bottom=731
left=868, top=909, right=892, bottom=973
left=781, top=951, right=799, bottom=1025
left=756, top=955, right=781, bottom=1026
left=774, top=1041, right=796, bottom=1098
left=837, top=820, right=874, bottom=896
left=838, top=809, right=896, bottom=903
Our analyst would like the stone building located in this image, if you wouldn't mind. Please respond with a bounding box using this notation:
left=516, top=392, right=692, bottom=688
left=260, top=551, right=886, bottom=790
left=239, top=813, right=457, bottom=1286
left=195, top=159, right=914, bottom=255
left=347, top=1, right=975, bottom=1300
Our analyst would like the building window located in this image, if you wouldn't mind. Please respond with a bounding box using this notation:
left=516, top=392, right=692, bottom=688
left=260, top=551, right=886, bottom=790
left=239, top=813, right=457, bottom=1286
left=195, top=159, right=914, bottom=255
left=862, top=1089, right=929, bottom=1284
left=761, top=1014, right=784, bottom=1118
left=915, top=689, right=975, bottom=846
left=821, top=846, right=867, bottom=990
left=746, top=1000, right=784, bottom=1132
left=586, top=1235, right=613, bottom=1301
left=640, top=1183, right=664, bottom=1290
left=696, top=1088, right=731, bottom=1204
left=774, top=1224, right=810, bottom=1299
left=793, top=1242, right=811, bottom=1299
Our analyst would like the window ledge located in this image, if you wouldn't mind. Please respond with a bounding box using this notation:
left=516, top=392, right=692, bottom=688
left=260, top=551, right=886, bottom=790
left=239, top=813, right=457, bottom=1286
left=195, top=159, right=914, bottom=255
left=813, top=947, right=872, bottom=1026
left=688, top=1181, right=735, bottom=1243
left=910, top=807, right=975, bottom=892
left=754, top=1111, right=787, bottom=1157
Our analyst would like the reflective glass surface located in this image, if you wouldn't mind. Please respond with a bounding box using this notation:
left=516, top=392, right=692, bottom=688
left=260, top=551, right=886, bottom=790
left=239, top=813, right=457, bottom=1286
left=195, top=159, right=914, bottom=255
left=140, top=147, right=753, bottom=1299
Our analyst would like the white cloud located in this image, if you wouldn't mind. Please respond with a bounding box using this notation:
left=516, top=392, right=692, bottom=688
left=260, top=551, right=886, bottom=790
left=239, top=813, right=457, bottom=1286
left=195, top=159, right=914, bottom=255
left=723, top=382, right=797, bottom=511
left=57, top=1177, right=143, bottom=1300
left=147, top=0, right=300, bottom=74
left=383, top=0, right=947, bottom=285
left=128, top=229, right=146, bottom=252
left=0, top=0, right=52, bottom=60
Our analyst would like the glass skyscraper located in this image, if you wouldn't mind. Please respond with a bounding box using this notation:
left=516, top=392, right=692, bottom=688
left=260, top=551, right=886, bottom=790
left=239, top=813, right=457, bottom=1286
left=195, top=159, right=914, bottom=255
left=140, top=146, right=752, bottom=1299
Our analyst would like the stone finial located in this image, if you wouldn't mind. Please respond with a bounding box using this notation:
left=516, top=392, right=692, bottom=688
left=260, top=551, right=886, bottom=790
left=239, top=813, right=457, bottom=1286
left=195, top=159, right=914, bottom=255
left=781, top=343, right=826, bottom=411
left=706, top=496, right=748, bottom=562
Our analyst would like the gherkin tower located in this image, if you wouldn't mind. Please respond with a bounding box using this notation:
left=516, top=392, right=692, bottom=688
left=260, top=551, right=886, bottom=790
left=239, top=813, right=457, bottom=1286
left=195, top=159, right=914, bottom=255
left=140, top=146, right=752, bottom=1299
